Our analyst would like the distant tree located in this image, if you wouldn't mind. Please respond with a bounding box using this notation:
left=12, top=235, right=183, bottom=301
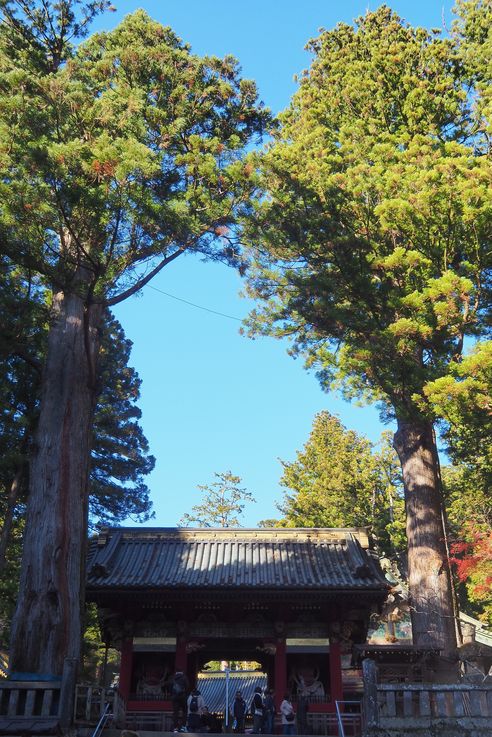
left=242, top=4, right=492, bottom=656
left=0, top=0, right=268, bottom=675
left=179, top=471, right=255, bottom=528
left=257, top=519, right=280, bottom=529
left=273, top=413, right=405, bottom=558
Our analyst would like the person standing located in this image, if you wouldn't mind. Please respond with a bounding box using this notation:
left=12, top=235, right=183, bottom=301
left=233, top=691, right=247, bottom=733
left=296, top=692, right=309, bottom=735
left=186, top=687, right=205, bottom=732
left=262, top=689, right=275, bottom=734
left=171, top=670, right=189, bottom=729
left=251, top=686, right=264, bottom=734
left=280, top=693, right=296, bottom=736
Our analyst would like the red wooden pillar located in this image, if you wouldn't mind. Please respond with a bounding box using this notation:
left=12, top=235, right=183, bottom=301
left=119, top=638, right=133, bottom=700
left=274, top=639, right=287, bottom=711
left=175, top=636, right=187, bottom=672
left=329, top=642, right=343, bottom=703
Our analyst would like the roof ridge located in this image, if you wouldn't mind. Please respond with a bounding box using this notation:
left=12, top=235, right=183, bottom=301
left=94, top=526, right=370, bottom=547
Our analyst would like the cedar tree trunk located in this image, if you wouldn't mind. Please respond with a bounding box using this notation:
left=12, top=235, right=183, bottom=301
left=393, top=419, right=457, bottom=658
left=9, top=285, right=102, bottom=676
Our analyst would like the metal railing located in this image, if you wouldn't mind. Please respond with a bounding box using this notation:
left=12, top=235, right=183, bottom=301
left=74, top=684, right=126, bottom=728
left=90, top=702, right=112, bottom=737
left=334, top=701, right=362, bottom=737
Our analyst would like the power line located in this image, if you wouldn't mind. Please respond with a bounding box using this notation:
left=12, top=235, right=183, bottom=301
left=147, top=284, right=243, bottom=322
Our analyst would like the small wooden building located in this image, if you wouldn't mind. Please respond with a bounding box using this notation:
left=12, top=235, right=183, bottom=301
left=86, top=527, right=389, bottom=717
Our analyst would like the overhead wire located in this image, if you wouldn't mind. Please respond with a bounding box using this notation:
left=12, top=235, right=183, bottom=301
left=147, top=284, right=243, bottom=322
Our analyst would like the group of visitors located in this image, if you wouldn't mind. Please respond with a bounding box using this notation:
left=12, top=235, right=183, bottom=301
left=171, top=671, right=221, bottom=733
left=171, top=671, right=299, bottom=734
left=233, top=687, right=297, bottom=735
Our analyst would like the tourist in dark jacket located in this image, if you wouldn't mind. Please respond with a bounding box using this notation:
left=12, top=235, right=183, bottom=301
left=233, top=691, right=247, bottom=733
left=171, top=671, right=189, bottom=729
left=262, top=689, right=275, bottom=734
left=251, top=687, right=264, bottom=734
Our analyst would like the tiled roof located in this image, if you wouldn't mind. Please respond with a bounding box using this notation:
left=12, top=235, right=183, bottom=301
left=197, top=672, right=267, bottom=714
left=86, top=527, right=388, bottom=593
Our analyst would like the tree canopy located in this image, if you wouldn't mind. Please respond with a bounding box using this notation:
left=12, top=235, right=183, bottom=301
left=0, top=1, right=269, bottom=300
left=243, top=6, right=490, bottom=421
left=89, top=313, right=155, bottom=527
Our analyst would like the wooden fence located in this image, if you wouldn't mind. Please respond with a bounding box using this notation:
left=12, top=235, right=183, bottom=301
left=362, top=658, right=492, bottom=733
left=73, top=683, right=126, bottom=726
left=0, top=658, right=77, bottom=733
left=377, top=683, right=492, bottom=720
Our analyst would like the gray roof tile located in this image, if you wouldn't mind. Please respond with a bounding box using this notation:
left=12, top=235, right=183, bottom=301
left=87, top=527, right=388, bottom=593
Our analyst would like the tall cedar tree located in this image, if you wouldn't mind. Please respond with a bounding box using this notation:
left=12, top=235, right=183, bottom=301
left=0, top=261, right=154, bottom=642
left=0, top=259, right=154, bottom=558
left=242, top=5, right=491, bottom=657
left=0, top=0, right=268, bottom=675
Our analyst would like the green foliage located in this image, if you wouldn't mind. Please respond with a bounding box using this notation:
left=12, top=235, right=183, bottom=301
left=81, top=602, right=120, bottom=684
left=424, top=341, right=492, bottom=485
left=428, top=340, right=492, bottom=622
left=0, top=519, right=23, bottom=650
left=179, top=471, right=255, bottom=528
left=0, top=3, right=270, bottom=300
left=0, top=1, right=115, bottom=72
left=89, top=313, right=155, bottom=527
left=242, top=5, right=491, bottom=423
left=443, top=464, right=492, bottom=534
left=274, top=412, right=405, bottom=558
left=257, top=518, right=280, bottom=528
left=239, top=5, right=491, bottom=649
left=0, top=0, right=268, bottom=672
left=453, top=0, right=492, bottom=144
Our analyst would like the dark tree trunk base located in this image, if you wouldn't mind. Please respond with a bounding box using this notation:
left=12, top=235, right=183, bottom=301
left=394, top=419, right=457, bottom=664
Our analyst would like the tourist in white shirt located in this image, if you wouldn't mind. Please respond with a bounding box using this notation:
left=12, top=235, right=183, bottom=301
left=280, top=693, right=296, bottom=735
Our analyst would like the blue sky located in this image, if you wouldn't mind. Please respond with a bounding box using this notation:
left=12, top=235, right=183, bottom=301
left=105, top=0, right=455, bottom=528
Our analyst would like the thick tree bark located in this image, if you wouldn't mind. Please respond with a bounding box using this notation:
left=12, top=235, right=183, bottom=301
left=393, top=419, right=457, bottom=658
left=9, top=286, right=102, bottom=676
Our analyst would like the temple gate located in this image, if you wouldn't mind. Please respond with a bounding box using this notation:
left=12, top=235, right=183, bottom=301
left=86, top=527, right=389, bottom=722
